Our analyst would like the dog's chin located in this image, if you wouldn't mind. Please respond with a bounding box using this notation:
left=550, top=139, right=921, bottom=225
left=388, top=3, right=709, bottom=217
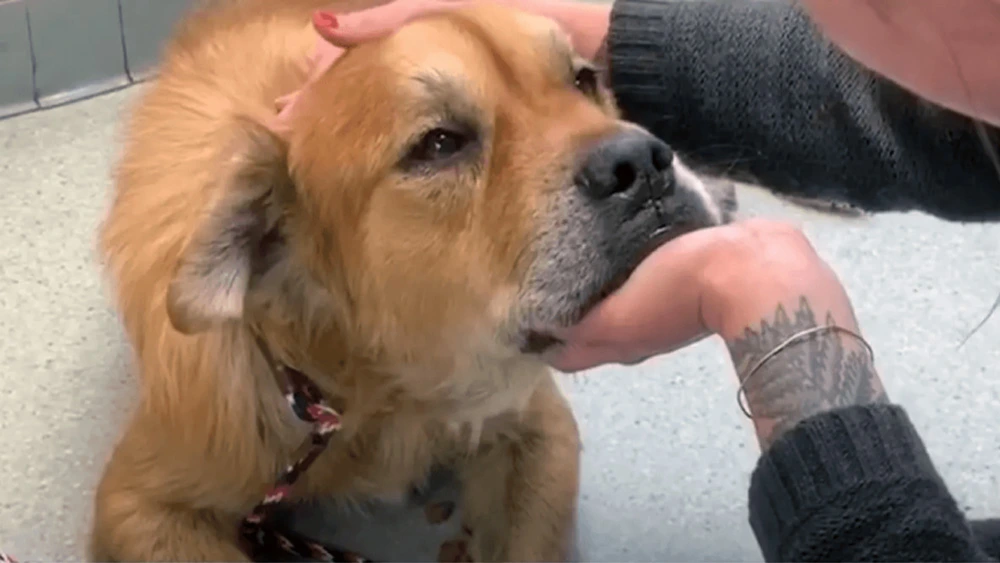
left=519, top=223, right=699, bottom=355
left=516, top=172, right=739, bottom=357
left=581, top=224, right=696, bottom=317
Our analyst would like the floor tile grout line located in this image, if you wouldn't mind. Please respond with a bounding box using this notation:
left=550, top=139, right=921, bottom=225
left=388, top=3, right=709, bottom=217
left=23, top=0, right=41, bottom=110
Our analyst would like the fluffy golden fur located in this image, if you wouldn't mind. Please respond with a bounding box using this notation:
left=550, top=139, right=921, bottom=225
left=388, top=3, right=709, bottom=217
left=92, top=0, right=734, bottom=560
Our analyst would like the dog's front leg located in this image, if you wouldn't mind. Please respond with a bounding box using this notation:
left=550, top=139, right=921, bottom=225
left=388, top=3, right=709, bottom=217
left=89, top=499, right=248, bottom=562
left=457, top=378, right=581, bottom=562
left=89, top=421, right=253, bottom=562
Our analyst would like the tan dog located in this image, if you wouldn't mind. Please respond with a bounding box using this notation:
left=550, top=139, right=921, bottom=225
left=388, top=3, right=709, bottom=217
left=92, top=0, right=736, bottom=560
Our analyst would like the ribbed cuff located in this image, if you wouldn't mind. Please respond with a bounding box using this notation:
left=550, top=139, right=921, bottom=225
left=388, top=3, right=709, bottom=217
left=606, top=0, right=680, bottom=123
left=748, top=404, right=941, bottom=562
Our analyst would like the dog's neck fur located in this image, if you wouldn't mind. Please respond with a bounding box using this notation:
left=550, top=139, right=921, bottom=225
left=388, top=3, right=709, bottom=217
left=248, top=318, right=549, bottom=451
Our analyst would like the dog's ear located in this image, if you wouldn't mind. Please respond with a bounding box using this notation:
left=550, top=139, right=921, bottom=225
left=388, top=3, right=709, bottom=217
left=166, top=117, right=294, bottom=335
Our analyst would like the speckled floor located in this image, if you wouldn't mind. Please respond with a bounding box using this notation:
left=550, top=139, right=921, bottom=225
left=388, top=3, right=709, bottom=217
left=1, top=87, right=999, bottom=562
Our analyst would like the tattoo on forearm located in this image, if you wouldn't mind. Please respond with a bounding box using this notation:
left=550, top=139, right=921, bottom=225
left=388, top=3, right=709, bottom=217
left=727, top=296, right=888, bottom=449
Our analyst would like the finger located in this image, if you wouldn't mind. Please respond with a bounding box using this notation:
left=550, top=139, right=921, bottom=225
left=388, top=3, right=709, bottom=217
left=274, top=92, right=297, bottom=112
left=544, top=342, right=621, bottom=373
left=548, top=279, right=644, bottom=350
left=265, top=108, right=294, bottom=139
left=312, top=10, right=340, bottom=41
left=314, top=3, right=411, bottom=44
left=322, top=0, right=472, bottom=45
left=305, top=46, right=346, bottom=83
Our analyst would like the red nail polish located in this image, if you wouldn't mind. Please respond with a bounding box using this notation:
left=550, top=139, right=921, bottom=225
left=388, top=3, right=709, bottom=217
left=313, top=11, right=339, bottom=30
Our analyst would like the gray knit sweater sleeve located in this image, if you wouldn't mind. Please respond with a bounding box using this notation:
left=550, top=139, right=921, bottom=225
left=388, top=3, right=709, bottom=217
left=606, top=0, right=1000, bottom=221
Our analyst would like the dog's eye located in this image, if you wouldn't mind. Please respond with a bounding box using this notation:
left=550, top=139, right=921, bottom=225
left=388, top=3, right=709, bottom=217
left=573, top=66, right=599, bottom=98
left=408, top=128, right=470, bottom=163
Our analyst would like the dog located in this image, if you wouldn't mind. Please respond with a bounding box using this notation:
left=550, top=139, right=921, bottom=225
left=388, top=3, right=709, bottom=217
left=91, top=0, right=737, bottom=560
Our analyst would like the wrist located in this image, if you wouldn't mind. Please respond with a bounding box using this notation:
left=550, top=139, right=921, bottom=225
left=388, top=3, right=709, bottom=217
left=698, top=221, right=860, bottom=341
left=724, top=295, right=887, bottom=451
left=696, top=222, right=889, bottom=449
left=717, top=285, right=861, bottom=346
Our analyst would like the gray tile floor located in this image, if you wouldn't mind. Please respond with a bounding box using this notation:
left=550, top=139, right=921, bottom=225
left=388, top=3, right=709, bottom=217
left=1, top=87, right=999, bottom=561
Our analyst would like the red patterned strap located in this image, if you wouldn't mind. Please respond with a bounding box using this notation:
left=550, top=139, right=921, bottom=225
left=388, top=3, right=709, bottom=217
left=244, top=334, right=375, bottom=562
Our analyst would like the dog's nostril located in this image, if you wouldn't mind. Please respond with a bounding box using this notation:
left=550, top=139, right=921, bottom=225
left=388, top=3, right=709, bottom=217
left=651, top=142, right=672, bottom=172
left=613, top=162, right=637, bottom=193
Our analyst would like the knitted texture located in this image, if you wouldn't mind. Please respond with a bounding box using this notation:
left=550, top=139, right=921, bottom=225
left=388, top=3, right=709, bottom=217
left=604, top=2, right=1000, bottom=559
left=605, top=4, right=1000, bottom=556
left=606, top=0, right=1000, bottom=221
left=749, top=404, right=996, bottom=562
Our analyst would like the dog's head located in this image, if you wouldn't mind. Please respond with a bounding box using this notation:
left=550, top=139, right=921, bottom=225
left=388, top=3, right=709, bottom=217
left=166, top=4, right=736, bottom=371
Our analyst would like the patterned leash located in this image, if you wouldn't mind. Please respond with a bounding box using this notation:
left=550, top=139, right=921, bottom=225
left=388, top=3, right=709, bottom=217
left=243, top=334, right=374, bottom=563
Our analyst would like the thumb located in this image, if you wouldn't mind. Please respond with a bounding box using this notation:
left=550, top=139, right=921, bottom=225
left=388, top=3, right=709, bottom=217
left=543, top=341, right=622, bottom=373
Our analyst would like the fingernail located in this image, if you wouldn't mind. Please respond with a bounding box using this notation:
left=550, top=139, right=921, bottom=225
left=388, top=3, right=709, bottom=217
left=313, top=11, right=339, bottom=30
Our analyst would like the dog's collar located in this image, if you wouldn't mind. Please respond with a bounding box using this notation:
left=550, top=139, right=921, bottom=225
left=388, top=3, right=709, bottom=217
left=241, top=333, right=372, bottom=562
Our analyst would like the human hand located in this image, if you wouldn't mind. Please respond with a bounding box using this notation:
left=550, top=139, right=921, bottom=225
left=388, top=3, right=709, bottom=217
left=546, top=218, right=886, bottom=449
left=272, top=0, right=611, bottom=132
left=271, top=11, right=346, bottom=135
left=546, top=219, right=858, bottom=371
left=312, top=0, right=610, bottom=58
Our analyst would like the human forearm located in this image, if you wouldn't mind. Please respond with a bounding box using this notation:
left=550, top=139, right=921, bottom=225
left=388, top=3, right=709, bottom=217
left=605, top=0, right=1000, bottom=221
left=683, top=222, right=889, bottom=450
left=730, top=293, right=990, bottom=559
left=722, top=274, right=991, bottom=560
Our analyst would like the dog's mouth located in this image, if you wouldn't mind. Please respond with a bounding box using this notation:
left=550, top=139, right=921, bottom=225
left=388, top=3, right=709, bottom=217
left=518, top=164, right=736, bottom=356
left=520, top=223, right=697, bottom=355
left=578, top=221, right=701, bottom=319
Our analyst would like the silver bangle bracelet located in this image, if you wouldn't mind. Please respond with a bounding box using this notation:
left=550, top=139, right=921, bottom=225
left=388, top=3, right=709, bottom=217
left=736, top=324, right=875, bottom=418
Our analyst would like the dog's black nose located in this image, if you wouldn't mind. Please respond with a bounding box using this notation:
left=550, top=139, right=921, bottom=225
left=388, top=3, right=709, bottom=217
left=576, top=129, right=674, bottom=200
